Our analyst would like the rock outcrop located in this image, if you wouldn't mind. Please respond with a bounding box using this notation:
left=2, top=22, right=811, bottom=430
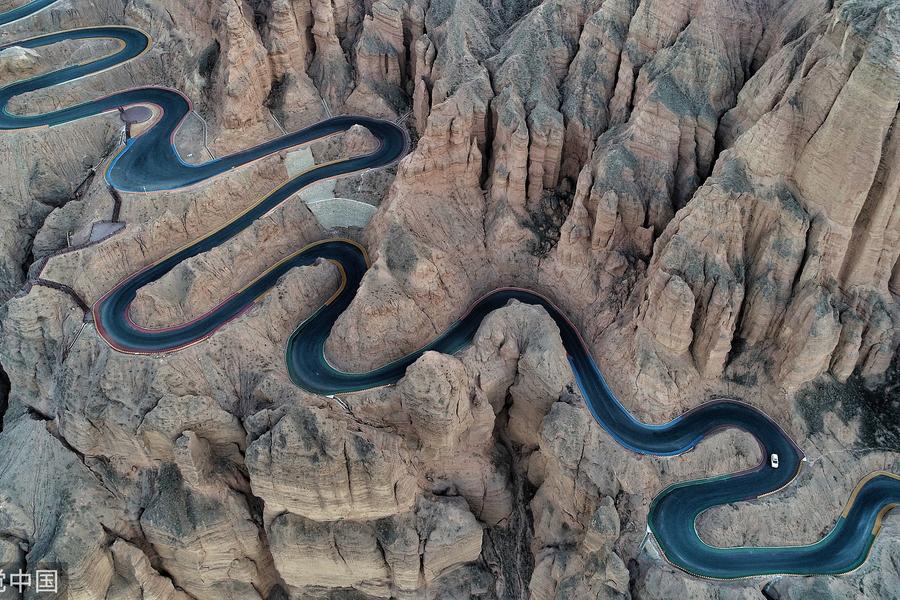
left=0, top=0, right=898, bottom=598
left=635, top=0, right=900, bottom=396
left=246, top=403, right=418, bottom=521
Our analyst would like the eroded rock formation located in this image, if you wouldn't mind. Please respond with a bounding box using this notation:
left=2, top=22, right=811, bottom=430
left=0, top=0, right=897, bottom=598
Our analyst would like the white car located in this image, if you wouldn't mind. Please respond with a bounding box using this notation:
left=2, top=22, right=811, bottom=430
left=770, top=453, right=779, bottom=469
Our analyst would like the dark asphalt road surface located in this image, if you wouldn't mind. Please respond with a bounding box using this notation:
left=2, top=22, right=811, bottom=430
left=3, top=3, right=898, bottom=580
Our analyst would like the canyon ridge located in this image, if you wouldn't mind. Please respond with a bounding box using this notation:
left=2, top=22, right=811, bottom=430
left=0, top=0, right=898, bottom=598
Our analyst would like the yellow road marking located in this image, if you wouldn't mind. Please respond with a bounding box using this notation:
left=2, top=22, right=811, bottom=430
left=842, top=471, right=900, bottom=518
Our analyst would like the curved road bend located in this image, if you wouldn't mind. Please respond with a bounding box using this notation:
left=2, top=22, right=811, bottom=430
left=0, top=0, right=56, bottom=26
left=3, top=0, right=898, bottom=581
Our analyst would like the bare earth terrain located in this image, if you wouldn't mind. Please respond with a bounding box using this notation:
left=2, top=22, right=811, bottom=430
left=0, top=0, right=898, bottom=598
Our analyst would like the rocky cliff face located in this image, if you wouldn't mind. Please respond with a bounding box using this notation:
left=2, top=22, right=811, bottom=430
left=634, top=0, right=900, bottom=396
left=0, top=0, right=897, bottom=599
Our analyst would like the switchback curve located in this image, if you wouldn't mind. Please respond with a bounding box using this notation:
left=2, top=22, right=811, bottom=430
left=3, top=1, right=898, bottom=581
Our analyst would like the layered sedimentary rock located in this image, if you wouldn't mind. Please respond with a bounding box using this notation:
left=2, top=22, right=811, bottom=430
left=0, top=417, right=128, bottom=599
left=308, top=0, right=356, bottom=108
left=636, top=0, right=900, bottom=395
left=246, top=403, right=418, bottom=521
left=330, top=0, right=899, bottom=407
left=140, top=463, right=274, bottom=599
left=346, top=0, right=408, bottom=117
left=268, top=495, right=483, bottom=597
left=0, top=0, right=898, bottom=599
left=261, top=0, right=327, bottom=130
left=106, top=539, right=192, bottom=600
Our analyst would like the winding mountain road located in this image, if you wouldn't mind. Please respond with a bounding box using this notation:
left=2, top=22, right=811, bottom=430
left=2, top=1, right=898, bottom=581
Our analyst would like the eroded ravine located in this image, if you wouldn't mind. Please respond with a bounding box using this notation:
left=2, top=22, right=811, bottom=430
left=2, top=0, right=898, bottom=582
